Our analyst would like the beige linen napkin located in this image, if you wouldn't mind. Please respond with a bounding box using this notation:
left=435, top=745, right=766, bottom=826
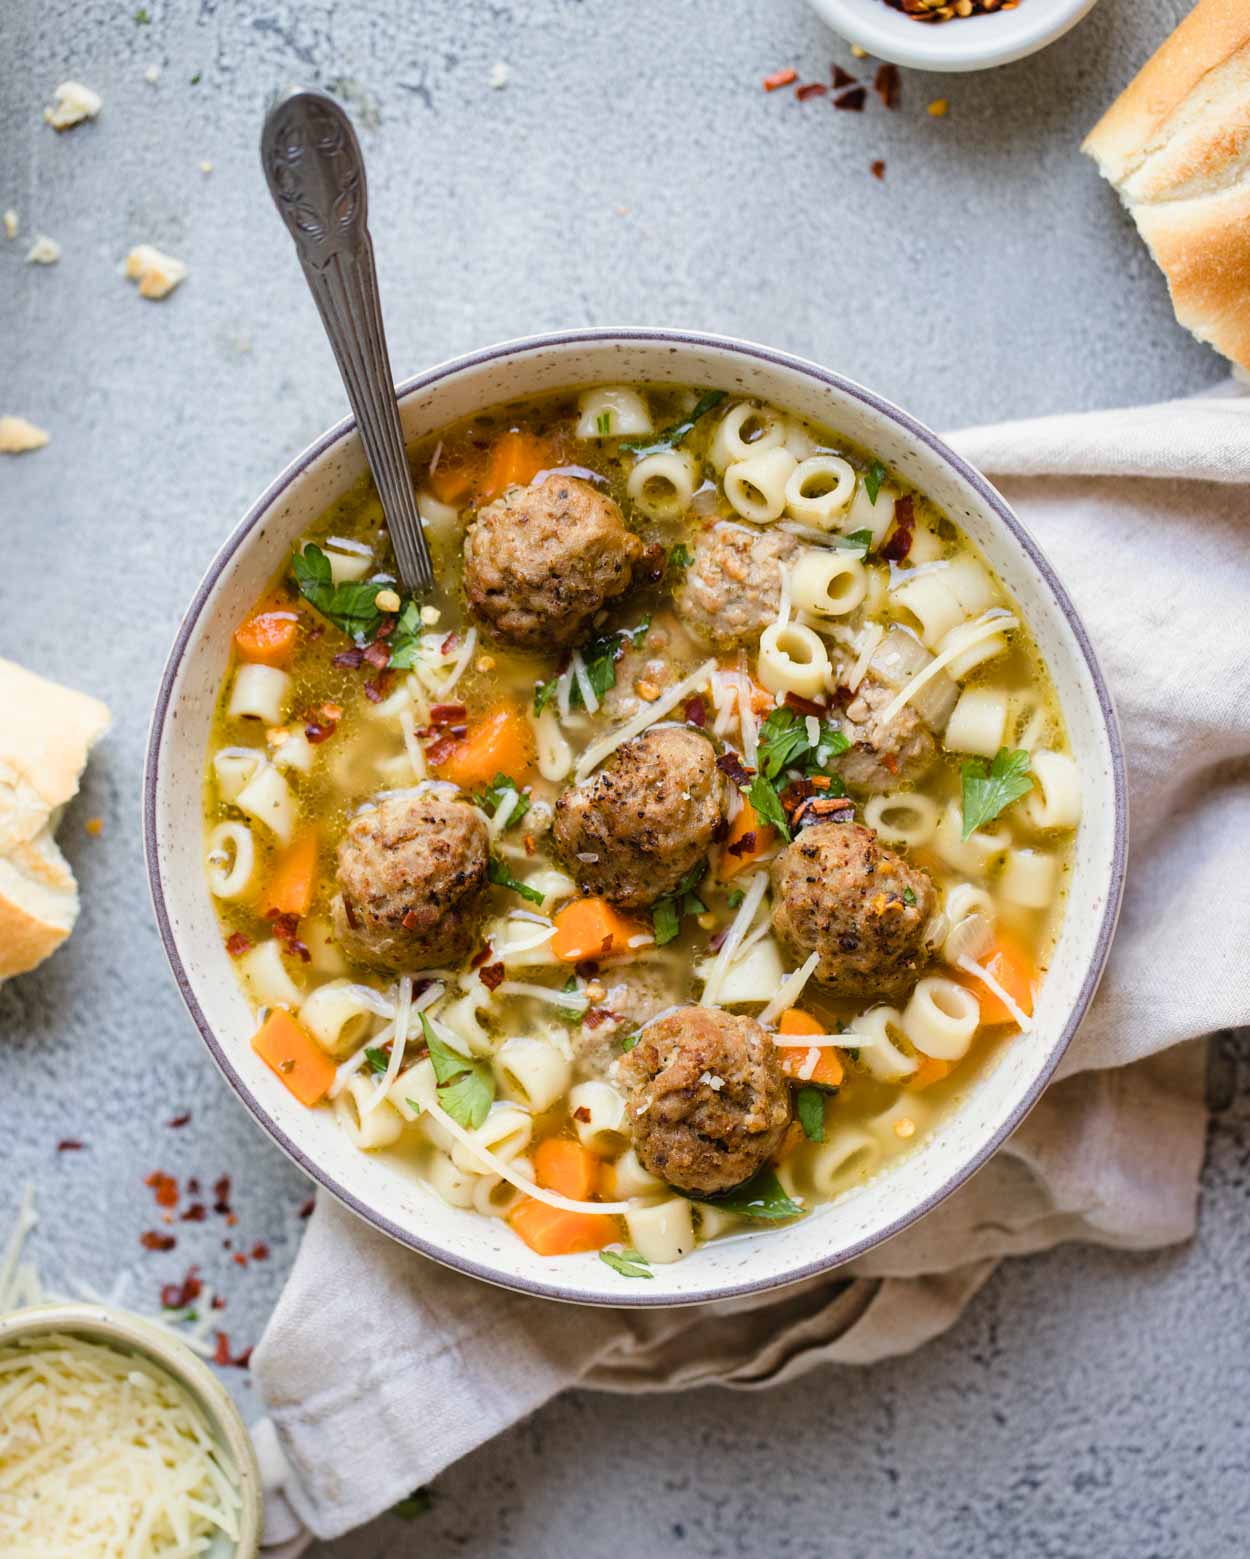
left=251, top=387, right=1250, bottom=1545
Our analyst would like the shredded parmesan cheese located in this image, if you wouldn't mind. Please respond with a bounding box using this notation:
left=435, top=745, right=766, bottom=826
left=575, top=659, right=716, bottom=780
left=700, top=872, right=768, bottom=1007
left=875, top=612, right=1016, bottom=729
left=570, top=648, right=600, bottom=714
left=956, top=954, right=1033, bottom=1031
left=846, top=621, right=883, bottom=693
left=758, top=951, right=820, bottom=1026
left=365, top=974, right=412, bottom=1116
left=398, top=706, right=427, bottom=781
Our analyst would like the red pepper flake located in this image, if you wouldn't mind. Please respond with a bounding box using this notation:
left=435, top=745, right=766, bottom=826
left=167, top=1112, right=191, bottom=1129
left=763, top=67, right=798, bottom=91
left=267, top=911, right=311, bottom=963
left=784, top=691, right=829, bottom=719
left=140, top=1231, right=177, bottom=1252
left=871, top=159, right=886, bottom=180
left=833, top=64, right=858, bottom=88
left=684, top=695, right=708, bottom=728
left=727, top=830, right=758, bottom=859
left=478, top=961, right=506, bottom=992
left=834, top=87, right=866, bottom=111
left=716, top=751, right=756, bottom=788
left=573, top=1105, right=592, bottom=1123
left=251, top=1242, right=270, bottom=1261
left=187, top=1177, right=201, bottom=1195
left=875, top=63, right=900, bottom=108
left=213, top=1331, right=252, bottom=1368
left=363, top=641, right=391, bottom=670
left=470, top=941, right=495, bottom=968
left=401, top=908, right=420, bottom=930
left=161, top=1267, right=202, bottom=1309
left=212, top=1295, right=227, bottom=1310
left=213, top=1175, right=232, bottom=1215
left=523, top=833, right=536, bottom=857
left=144, top=1171, right=179, bottom=1209
left=363, top=673, right=390, bottom=704
left=374, top=616, right=395, bottom=640
left=57, top=1139, right=86, bottom=1152
left=226, top=1213, right=238, bottom=1227
left=574, top=959, right=600, bottom=981
left=584, top=1007, right=620, bottom=1031
left=709, top=928, right=729, bottom=952
left=225, top=931, right=252, bottom=958
left=795, top=82, right=827, bottom=100
left=423, top=730, right=462, bottom=767
left=880, top=493, right=915, bottom=562
left=181, top=1203, right=207, bottom=1222
left=429, top=702, right=467, bottom=726
left=299, top=1198, right=316, bottom=1219
left=232, top=1252, right=249, bottom=1268
left=332, top=647, right=365, bottom=669
left=440, top=631, right=459, bottom=655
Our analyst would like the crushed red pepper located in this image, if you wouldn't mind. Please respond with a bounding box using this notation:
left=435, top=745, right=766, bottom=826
left=795, top=82, right=827, bottom=100
left=225, top=932, right=252, bottom=958
left=57, top=1139, right=86, bottom=1153
left=834, top=87, right=866, bottom=111
left=167, top=1112, right=191, bottom=1129
left=213, top=1332, right=252, bottom=1369
left=140, top=1231, right=177, bottom=1252
left=161, top=1267, right=202, bottom=1309
left=874, top=63, right=900, bottom=108
left=833, top=64, right=858, bottom=88
left=871, top=159, right=886, bottom=180
left=145, top=1171, right=179, bottom=1209
left=880, top=493, right=916, bottom=561
left=478, top=962, right=506, bottom=992
left=716, top=751, right=756, bottom=788
left=763, top=67, right=798, bottom=91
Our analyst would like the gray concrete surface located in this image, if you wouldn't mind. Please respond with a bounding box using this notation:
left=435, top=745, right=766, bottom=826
left=2, top=1, right=1245, bottom=1554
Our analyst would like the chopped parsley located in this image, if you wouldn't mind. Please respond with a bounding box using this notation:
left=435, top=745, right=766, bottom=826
left=533, top=618, right=650, bottom=716
left=845, top=1047, right=860, bottom=1063
left=383, top=599, right=425, bottom=670
left=726, top=887, right=745, bottom=908
left=533, top=677, right=558, bottom=716
left=190, top=70, right=202, bottom=84
left=364, top=1046, right=389, bottom=1076
left=619, top=1031, right=640, bottom=1053
left=747, top=772, right=791, bottom=844
left=556, top=975, right=584, bottom=1025
left=472, top=773, right=531, bottom=829
left=668, top=542, right=694, bottom=571
left=595, top=410, right=613, bottom=436
left=757, top=706, right=850, bottom=782
left=392, top=1488, right=434, bottom=1520
left=291, top=542, right=386, bottom=641
left=421, top=1014, right=495, bottom=1129
left=487, top=857, right=545, bottom=906
left=902, top=886, right=917, bottom=906
left=651, top=860, right=708, bottom=947
left=838, top=528, right=875, bottom=556
left=796, top=1086, right=825, bottom=1144
left=684, top=1166, right=804, bottom=1222
left=864, top=460, right=887, bottom=505
left=960, top=748, right=1033, bottom=840
left=599, top=1247, right=653, bottom=1279
left=620, top=388, right=727, bottom=457
left=134, top=6, right=151, bottom=20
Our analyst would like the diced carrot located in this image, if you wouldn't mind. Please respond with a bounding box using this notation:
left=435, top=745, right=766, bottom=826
left=264, top=829, right=319, bottom=919
left=508, top=1197, right=617, bottom=1256
left=534, top=1138, right=600, bottom=1201
left=550, top=897, right=647, bottom=962
left=479, top=430, right=552, bottom=501
left=251, top=1010, right=336, bottom=1107
left=428, top=454, right=480, bottom=506
left=777, top=1008, right=844, bottom=1089
left=432, top=704, right=535, bottom=791
left=234, top=611, right=299, bottom=667
left=959, top=935, right=1035, bottom=1027
left=910, top=1055, right=953, bottom=1091
left=718, top=796, right=776, bottom=880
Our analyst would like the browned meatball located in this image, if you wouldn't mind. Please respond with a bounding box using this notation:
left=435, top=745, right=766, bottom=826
left=620, top=1007, right=792, bottom=1195
left=553, top=727, right=725, bottom=910
left=331, top=793, right=488, bottom=972
left=462, top=475, right=642, bottom=649
left=674, top=522, right=799, bottom=650
left=836, top=677, right=937, bottom=794
left=770, top=821, right=935, bottom=999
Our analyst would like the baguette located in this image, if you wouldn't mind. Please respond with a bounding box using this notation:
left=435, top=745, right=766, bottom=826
left=1083, top=0, right=1250, bottom=372
left=0, top=658, right=110, bottom=980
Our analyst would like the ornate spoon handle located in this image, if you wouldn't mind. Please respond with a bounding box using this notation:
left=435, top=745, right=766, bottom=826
left=261, top=89, right=433, bottom=594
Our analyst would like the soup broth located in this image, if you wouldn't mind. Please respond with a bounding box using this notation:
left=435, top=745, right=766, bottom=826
left=203, top=384, right=1078, bottom=1272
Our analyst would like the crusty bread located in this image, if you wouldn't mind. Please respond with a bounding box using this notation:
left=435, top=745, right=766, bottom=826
left=0, top=658, right=110, bottom=980
left=1084, top=0, right=1250, bottom=372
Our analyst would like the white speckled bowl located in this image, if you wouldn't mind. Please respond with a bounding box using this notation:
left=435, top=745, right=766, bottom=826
left=0, top=1303, right=262, bottom=1558
left=144, top=328, right=1126, bottom=1307
left=805, top=0, right=1101, bottom=72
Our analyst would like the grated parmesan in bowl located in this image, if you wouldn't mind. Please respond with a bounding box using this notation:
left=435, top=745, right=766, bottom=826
left=0, top=1304, right=261, bottom=1557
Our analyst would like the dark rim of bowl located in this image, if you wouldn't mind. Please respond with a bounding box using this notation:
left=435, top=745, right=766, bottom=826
left=142, top=327, right=1128, bottom=1309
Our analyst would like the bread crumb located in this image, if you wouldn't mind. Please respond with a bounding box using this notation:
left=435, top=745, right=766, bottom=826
left=928, top=98, right=949, bottom=117
left=26, top=235, right=61, bottom=265
left=199, top=160, right=214, bottom=174
left=124, top=244, right=188, bottom=300
left=84, top=817, right=104, bottom=837
left=3, top=210, right=17, bottom=241
left=489, top=61, right=511, bottom=89
left=144, top=63, right=161, bottom=85
left=0, top=416, right=50, bottom=454
left=44, top=81, right=103, bottom=130
left=374, top=587, right=401, bottom=613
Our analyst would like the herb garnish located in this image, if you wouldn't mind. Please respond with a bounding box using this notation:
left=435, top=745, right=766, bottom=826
left=652, top=860, right=708, bottom=947
left=726, top=887, right=745, bottom=908
left=838, top=528, right=875, bottom=556
left=684, top=1166, right=804, bottom=1222
left=864, top=461, right=887, bottom=505
left=134, top=6, right=151, bottom=20
left=746, top=707, right=852, bottom=841
left=392, top=1488, right=434, bottom=1520
left=487, top=857, right=545, bottom=906
left=599, top=1247, right=654, bottom=1279
left=421, top=1014, right=495, bottom=1129
left=472, top=773, right=531, bottom=829
left=902, top=886, right=917, bottom=906
left=668, top=542, right=694, bottom=571
left=797, top=1086, right=825, bottom=1143
left=748, top=773, right=792, bottom=844
left=364, top=1046, right=389, bottom=1076
left=620, top=389, right=728, bottom=457
left=595, top=410, right=613, bottom=437
left=960, top=748, right=1033, bottom=840
left=533, top=618, right=650, bottom=715
left=291, top=542, right=385, bottom=640
left=619, top=1031, right=640, bottom=1053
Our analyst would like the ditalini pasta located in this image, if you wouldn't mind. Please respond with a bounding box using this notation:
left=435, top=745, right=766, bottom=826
left=204, top=383, right=1078, bottom=1270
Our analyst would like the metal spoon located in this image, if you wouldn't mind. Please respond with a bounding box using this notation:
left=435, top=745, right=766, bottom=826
left=261, top=88, right=433, bottom=594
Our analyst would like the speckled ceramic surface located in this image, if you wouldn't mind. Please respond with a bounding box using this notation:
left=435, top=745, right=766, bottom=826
left=144, top=328, right=1127, bottom=1307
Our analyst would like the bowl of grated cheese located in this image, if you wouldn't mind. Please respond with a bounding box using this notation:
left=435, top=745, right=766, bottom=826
left=0, top=1302, right=262, bottom=1558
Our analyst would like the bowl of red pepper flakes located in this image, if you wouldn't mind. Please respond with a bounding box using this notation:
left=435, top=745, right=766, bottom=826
left=803, top=0, right=1101, bottom=71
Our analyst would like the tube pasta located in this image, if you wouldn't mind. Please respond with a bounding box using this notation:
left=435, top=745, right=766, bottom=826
left=302, top=914, right=349, bottom=977
left=608, top=1147, right=664, bottom=1200
left=624, top=1197, right=696, bottom=1264
left=450, top=1103, right=533, bottom=1174
left=494, top=1036, right=572, bottom=1112
left=862, top=792, right=939, bottom=849
left=425, top=1149, right=480, bottom=1208
left=335, top=1075, right=404, bottom=1150
left=212, top=746, right=264, bottom=803
left=846, top=1005, right=918, bottom=1081
left=934, top=800, right=1010, bottom=876
left=272, top=728, right=316, bottom=775
left=937, top=617, right=1011, bottom=680
left=783, top=455, right=856, bottom=528
left=439, top=989, right=494, bottom=1058
left=567, top=1080, right=630, bottom=1157
left=902, top=977, right=980, bottom=1060
left=944, top=686, right=1008, bottom=758
left=702, top=934, right=786, bottom=1008
left=941, top=882, right=995, bottom=965
left=576, top=386, right=652, bottom=438
left=473, top=1171, right=529, bottom=1219
left=1000, top=847, right=1058, bottom=909
left=205, top=822, right=256, bottom=901
left=235, top=763, right=296, bottom=845
left=228, top=663, right=290, bottom=724
left=890, top=567, right=965, bottom=649
left=298, top=980, right=380, bottom=1060
left=626, top=449, right=698, bottom=520
left=709, top=401, right=787, bottom=470
left=388, top=1057, right=436, bottom=1124
left=781, top=419, right=817, bottom=460
left=237, top=938, right=304, bottom=1011
left=1023, top=750, right=1082, bottom=832
left=531, top=706, right=573, bottom=783
left=789, top=549, right=867, bottom=618
left=324, top=547, right=373, bottom=584
left=417, top=488, right=461, bottom=532
left=757, top=621, right=831, bottom=701
left=846, top=480, right=895, bottom=548
left=805, top=1127, right=880, bottom=1196
left=692, top=1203, right=740, bottom=1241
left=943, top=557, right=999, bottom=617
left=724, top=447, right=798, bottom=523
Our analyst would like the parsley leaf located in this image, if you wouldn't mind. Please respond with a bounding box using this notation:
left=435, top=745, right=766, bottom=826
left=364, top=1046, right=390, bottom=1076
left=291, top=542, right=385, bottom=641
left=392, top=1488, right=434, bottom=1520
left=726, top=887, right=745, bottom=908
left=595, top=410, right=613, bottom=436
left=864, top=461, right=887, bottom=505
left=960, top=748, right=1033, bottom=840
left=620, top=389, right=728, bottom=456
left=619, top=1031, right=640, bottom=1053
left=838, top=528, right=875, bottom=556
left=472, top=773, right=531, bottom=829
left=797, top=1086, right=825, bottom=1143
left=756, top=707, right=850, bottom=784
left=384, top=600, right=424, bottom=670
left=488, top=857, right=545, bottom=906
left=599, top=1247, right=653, bottom=1279
left=421, top=1014, right=495, bottom=1129
left=902, top=886, right=917, bottom=906
left=533, top=677, right=558, bottom=716
left=684, top=1166, right=804, bottom=1222
left=748, top=773, right=791, bottom=844
left=668, top=542, right=694, bottom=571
left=651, top=860, right=708, bottom=947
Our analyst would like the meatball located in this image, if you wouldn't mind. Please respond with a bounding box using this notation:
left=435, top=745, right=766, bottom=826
left=674, top=522, right=799, bottom=650
left=770, top=821, right=935, bottom=999
left=835, top=677, right=937, bottom=794
left=462, top=475, right=642, bottom=649
left=553, top=727, right=725, bottom=910
left=620, top=1007, right=792, bottom=1195
left=331, top=793, right=488, bottom=972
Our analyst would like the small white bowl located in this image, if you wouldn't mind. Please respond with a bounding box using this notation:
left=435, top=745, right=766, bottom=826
left=0, top=1304, right=263, bottom=1558
left=806, top=0, right=1101, bottom=72
left=144, top=327, right=1126, bottom=1308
